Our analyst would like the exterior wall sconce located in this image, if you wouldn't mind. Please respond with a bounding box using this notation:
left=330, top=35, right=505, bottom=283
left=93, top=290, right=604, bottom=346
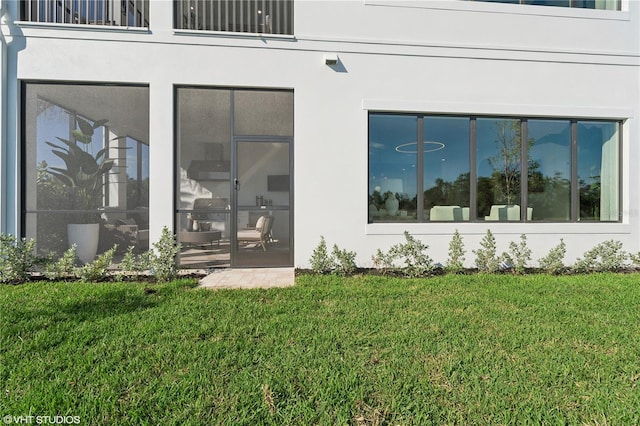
left=324, top=53, right=339, bottom=65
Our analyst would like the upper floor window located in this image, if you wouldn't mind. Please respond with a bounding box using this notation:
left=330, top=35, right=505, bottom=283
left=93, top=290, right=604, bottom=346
left=20, top=0, right=149, bottom=27
left=174, top=0, right=293, bottom=35
left=368, top=113, right=621, bottom=223
left=470, top=0, right=620, bottom=11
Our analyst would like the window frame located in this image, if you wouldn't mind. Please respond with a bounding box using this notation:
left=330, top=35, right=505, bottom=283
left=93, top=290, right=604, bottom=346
left=368, top=112, right=623, bottom=224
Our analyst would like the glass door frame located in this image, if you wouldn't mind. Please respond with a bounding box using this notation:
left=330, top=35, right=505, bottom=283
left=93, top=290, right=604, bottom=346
left=231, top=136, right=294, bottom=267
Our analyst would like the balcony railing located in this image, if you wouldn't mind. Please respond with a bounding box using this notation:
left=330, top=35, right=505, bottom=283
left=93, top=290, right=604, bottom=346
left=174, top=0, right=293, bottom=35
left=20, top=0, right=149, bottom=27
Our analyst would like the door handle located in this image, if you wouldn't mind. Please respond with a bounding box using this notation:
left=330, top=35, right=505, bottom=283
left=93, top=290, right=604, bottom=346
left=234, top=179, right=240, bottom=191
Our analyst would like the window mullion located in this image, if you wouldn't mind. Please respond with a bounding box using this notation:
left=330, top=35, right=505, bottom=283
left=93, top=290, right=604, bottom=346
left=470, top=117, right=477, bottom=222
left=521, top=119, right=528, bottom=222
left=417, top=116, right=424, bottom=222
left=570, top=120, right=578, bottom=221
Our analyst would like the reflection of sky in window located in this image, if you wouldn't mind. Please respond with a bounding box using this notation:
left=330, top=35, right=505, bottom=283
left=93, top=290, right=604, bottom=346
left=528, top=119, right=570, bottom=180
left=370, top=114, right=618, bottom=213
left=423, top=117, right=469, bottom=187
left=476, top=118, right=520, bottom=178
left=369, top=114, right=418, bottom=196
left=578, top=122, right=617, bottom=185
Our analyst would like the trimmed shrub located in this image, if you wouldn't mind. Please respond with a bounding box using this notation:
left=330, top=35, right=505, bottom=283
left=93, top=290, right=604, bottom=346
left=573, top=240, right=627, bottom=273
left=373, top=231, right=433, bottom=278
left=445, top=229, right=465, bottom=274
left=75, top=246, right=117, bottom=282
left=0, top=234, right=37, bottom=283
left=309, top=236, right=357, bottom=276
left=538, top=239, right=566, bottom=275
left=508, top=234, right=532, bottom=275
left=44, top=245, right=78, bottom=281
left=473, top=230, right=499, bottom=273
left=332, top=244, right=357, bottom=276
left=310, top=236, right=335, bottom=274
left=116, top=246, right=150, bottom=282
left=149, top=227, right=181, bottom=282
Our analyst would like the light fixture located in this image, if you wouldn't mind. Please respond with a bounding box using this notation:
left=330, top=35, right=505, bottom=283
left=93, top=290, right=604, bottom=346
left=395, top=141, right=445, bottom=153
left=324, top=53, right=338, bottom=66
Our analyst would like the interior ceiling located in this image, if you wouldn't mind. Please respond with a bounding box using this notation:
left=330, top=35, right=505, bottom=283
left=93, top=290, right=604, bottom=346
left=36, top=84, right=150, bottom=143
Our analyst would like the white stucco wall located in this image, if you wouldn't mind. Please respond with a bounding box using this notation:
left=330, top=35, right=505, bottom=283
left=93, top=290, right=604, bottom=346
left=1, top=0, right=639, bottom=267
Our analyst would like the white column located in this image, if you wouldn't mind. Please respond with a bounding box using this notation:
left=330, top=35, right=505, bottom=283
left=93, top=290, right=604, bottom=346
left=149, top=0, right=174, bottom=34
left=0, top=0, right=18, bottom=235
left=0, top=0, right=6, bottom=233
left=148, top=82, right=174, bottom=245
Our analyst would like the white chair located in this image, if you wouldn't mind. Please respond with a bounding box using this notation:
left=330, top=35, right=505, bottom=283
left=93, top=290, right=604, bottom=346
left=237, top=215, right=273, bottom=251
left=485, top=205, right=532, bottom=221
left=430, top=205, right=462, bottom=221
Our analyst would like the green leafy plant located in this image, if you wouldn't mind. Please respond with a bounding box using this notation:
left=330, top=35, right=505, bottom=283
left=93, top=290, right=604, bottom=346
left=116, top=246, right=150, bottom=282
left=75, top=246, right=117, bottom=282
left=0, top=234, right=37, bottom=283
left=628, top=251, right=640, bottom=270
left=331, top=244, right=357, bottom=276
left=309, top=237, right=357, bottom=276
left=473, top=229, right=499, bottom=273
left=309, top=236, right=335, bottom=274
left=375, top=231, right=434, bottom=278
left=445, top=229, right=465, bottom=274
left=371, top=248, right=394, bottom=276
left=149, top=227, right=181, bottom=282
left=44, top=245, right=78, bottom=281
left=538, top=239, right=566, bottom=275
left=44, top=117, right=123, bottom=222
left=573, top=240, right=627, bottom=273
left=507, top=234, right=531, bottom=275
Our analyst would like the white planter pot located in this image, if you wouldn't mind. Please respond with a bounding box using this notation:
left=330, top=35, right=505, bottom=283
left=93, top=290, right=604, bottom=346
left=67, top=223, right=100, bottom=264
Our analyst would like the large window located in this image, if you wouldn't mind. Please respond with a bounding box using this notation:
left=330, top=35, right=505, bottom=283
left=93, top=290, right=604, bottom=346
left=23, top=83, right=150, bottom=262
left=368, top=113, right=621, bottom=223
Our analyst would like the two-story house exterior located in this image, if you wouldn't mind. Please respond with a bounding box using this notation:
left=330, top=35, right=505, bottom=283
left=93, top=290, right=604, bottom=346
left=1, top=0, right=638, bottom=269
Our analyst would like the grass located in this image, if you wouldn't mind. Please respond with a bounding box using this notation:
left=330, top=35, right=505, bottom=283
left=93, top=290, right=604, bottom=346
left=1, top=274, right=639, bottom=425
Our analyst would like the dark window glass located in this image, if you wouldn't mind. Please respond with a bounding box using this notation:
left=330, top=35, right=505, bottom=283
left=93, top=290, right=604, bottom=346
left=369, top=114, right=418, bottom=222
left=527, top=120, right=571, bottom=221
left=476, top=118, right=522, bottom=221
left=368, top=113, right=620, bottom=224
left=423, top=117, right=470, bottom=221
left=578, top=121, right=619, bottom=221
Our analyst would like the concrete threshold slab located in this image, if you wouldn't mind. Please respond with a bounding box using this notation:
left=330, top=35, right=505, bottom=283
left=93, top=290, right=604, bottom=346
left=198, top=267, right=295, bottom=290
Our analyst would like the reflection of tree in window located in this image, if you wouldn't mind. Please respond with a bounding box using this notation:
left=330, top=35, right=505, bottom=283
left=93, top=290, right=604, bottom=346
left=487, top=120, right=525, bottom=206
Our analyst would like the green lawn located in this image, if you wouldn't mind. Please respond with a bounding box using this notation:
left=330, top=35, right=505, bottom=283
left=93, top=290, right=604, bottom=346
left=1, top=274, right=639, bottom=425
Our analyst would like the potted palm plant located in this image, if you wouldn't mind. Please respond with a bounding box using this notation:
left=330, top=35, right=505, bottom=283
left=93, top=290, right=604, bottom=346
left=45, top=117, right=117, bottom=263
